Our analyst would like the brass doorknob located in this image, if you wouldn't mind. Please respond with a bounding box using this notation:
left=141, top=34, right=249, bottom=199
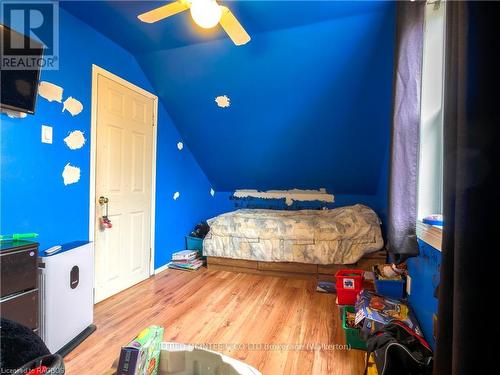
left=98, top=196, right=109, bottom=205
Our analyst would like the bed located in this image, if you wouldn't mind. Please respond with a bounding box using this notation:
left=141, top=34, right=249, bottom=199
left=203, top=204, right=385, bottom=277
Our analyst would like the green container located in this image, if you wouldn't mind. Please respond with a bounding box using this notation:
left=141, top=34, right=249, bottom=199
left=342, top=306, right=367, bottom=350
left=336, top=297, right=347, bottom=322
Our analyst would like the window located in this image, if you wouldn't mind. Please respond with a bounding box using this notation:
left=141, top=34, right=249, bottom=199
left=417, top=0, right=446, bottom=221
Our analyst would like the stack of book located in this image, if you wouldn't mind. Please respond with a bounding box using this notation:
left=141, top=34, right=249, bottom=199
left=167, top=250, right=203, bottom=271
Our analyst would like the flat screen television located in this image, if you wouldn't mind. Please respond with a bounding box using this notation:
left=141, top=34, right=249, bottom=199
left=0, top=24, right=44, bottom=114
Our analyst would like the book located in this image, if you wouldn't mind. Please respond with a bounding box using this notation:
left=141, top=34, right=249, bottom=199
left=172, top=250, right=198, bottom=261
left=170, top=260, right=203, bottom=269
left=316, top=280, right=336, bottom=293
left=116, top=325, right=164, bottom=375
left=167, top=259, right=203, bottom=271
left=173, top=254, right=197, bottom=262
left=171, top=258, right=202, bottom=264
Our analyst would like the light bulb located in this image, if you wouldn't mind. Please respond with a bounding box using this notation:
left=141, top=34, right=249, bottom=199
left=190, top=0, right=222, bottom=29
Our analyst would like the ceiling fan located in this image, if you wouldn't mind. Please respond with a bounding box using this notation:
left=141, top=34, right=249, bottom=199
left=138, top=0, right=251, bottom=46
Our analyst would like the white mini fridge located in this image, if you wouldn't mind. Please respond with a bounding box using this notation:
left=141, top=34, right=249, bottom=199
left=38, top=241, right=96, bottom=355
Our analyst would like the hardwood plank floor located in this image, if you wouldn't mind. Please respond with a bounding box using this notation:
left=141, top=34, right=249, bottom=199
left=64, top=268, right=365, bottom=375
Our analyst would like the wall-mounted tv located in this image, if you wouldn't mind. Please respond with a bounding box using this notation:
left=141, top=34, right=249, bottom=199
left=0, top=24, right=44, bottom=114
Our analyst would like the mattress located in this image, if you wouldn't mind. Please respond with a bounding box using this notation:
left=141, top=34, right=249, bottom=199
left=203, top=204, right=384, bottom=265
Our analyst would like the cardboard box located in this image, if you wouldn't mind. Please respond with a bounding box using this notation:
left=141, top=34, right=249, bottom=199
left=116, top=326, right=164, bottom=375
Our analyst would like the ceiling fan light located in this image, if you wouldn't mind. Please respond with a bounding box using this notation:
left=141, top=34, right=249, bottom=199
left=190, top=0, right=222, bottom=29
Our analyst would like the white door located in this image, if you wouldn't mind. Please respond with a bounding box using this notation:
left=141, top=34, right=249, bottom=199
left=93, top=70, right=156, bottom=303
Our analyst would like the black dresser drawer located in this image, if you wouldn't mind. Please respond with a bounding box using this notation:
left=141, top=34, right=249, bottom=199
left=0, top=289, right=39, bottom=329
left=0, top=241, right=38, bottom=298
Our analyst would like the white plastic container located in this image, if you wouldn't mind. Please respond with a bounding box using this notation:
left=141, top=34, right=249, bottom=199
left=157, top=342, right=262, bottom=375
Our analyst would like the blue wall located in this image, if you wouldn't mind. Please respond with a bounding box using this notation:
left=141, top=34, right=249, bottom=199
left=407, top=240, right=441, bottom=350
left=207, top=139, right=390, bottom=229
left=138, top=5, right=395, bottom=194
left=61, top=1, right=395, bottom=201
left=0, top=9, right=217, bottom=269
left=143, top=2, right=394, bottom=226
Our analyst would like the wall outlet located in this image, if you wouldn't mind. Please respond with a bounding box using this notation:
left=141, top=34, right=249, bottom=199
left=41, top=125, right=53, bottom=144
left=406, top=275, right=412, bottom=295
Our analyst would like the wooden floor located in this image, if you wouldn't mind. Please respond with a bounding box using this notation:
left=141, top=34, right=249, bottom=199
left=65, top=268, right=365, bottom=375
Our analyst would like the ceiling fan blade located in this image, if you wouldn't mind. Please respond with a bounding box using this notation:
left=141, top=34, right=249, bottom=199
left=219, top=6, right=251, bottom=46
left=138, top=1, right=190, bottom=23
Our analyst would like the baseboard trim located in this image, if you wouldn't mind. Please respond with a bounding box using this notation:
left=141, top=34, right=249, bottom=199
left=154, top=263, right=170, bottom=275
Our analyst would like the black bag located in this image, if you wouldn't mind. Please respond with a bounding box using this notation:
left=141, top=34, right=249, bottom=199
left=365, top=320, right=433, bottom=375
left=190, top=222, right=210, bottom=238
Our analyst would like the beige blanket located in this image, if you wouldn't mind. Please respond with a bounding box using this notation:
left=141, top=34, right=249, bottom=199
left=203, top=204, right=384, bottom=265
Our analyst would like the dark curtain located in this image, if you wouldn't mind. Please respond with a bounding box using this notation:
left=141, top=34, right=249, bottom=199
left=435, top=1, right=499, bottom=374
left=387, top=1, right=425, bottom=263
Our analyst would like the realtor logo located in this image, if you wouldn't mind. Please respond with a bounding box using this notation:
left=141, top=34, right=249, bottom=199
left=1, top=1, right=59, bottom=69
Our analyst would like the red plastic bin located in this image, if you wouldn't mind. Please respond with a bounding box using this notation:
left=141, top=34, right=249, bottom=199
left=335, top=269, right=365, bottom=305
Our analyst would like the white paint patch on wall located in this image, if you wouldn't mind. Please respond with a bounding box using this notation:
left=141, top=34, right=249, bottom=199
left=210, top=188, right=215, bottom=197
left=62, top=97, right=83, bottom=116
left=177, top=142, right=184, bottom=150
left=173, top=192, right=180, bottom=200
left=64, top=130, right=86, bottom=150
left=215, top=95, right=230, bottom=108
left=233, top=188, right=334, bottom=206
left=62, top=163, right=81, bottom=185
left=38, top=81, right=63, bottom=103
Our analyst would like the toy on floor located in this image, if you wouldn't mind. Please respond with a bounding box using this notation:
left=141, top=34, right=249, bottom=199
left=117, top=325, right=164, bottom=375
left=345, top=310, right=357, bottom=328
left=376, top=264, right=406, bottom=279
left=355, top=290, right=422, bottom=339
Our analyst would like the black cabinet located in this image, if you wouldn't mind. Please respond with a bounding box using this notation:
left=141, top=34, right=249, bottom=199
left=0, top=241, right=39, bottom=330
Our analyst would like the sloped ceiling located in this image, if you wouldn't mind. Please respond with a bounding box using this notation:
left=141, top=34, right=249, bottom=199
left=62, top=1, right=395, bottom=194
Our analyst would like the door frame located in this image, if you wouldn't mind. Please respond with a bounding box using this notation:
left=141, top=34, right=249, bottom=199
left=89, top=64, right=158, bottom=280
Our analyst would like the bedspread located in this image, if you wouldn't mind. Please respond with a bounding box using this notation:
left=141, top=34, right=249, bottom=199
left=203, top=204, right=383, bottom=265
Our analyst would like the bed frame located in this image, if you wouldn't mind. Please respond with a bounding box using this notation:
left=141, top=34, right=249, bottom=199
left=206, top=250, right=387, bottom=280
